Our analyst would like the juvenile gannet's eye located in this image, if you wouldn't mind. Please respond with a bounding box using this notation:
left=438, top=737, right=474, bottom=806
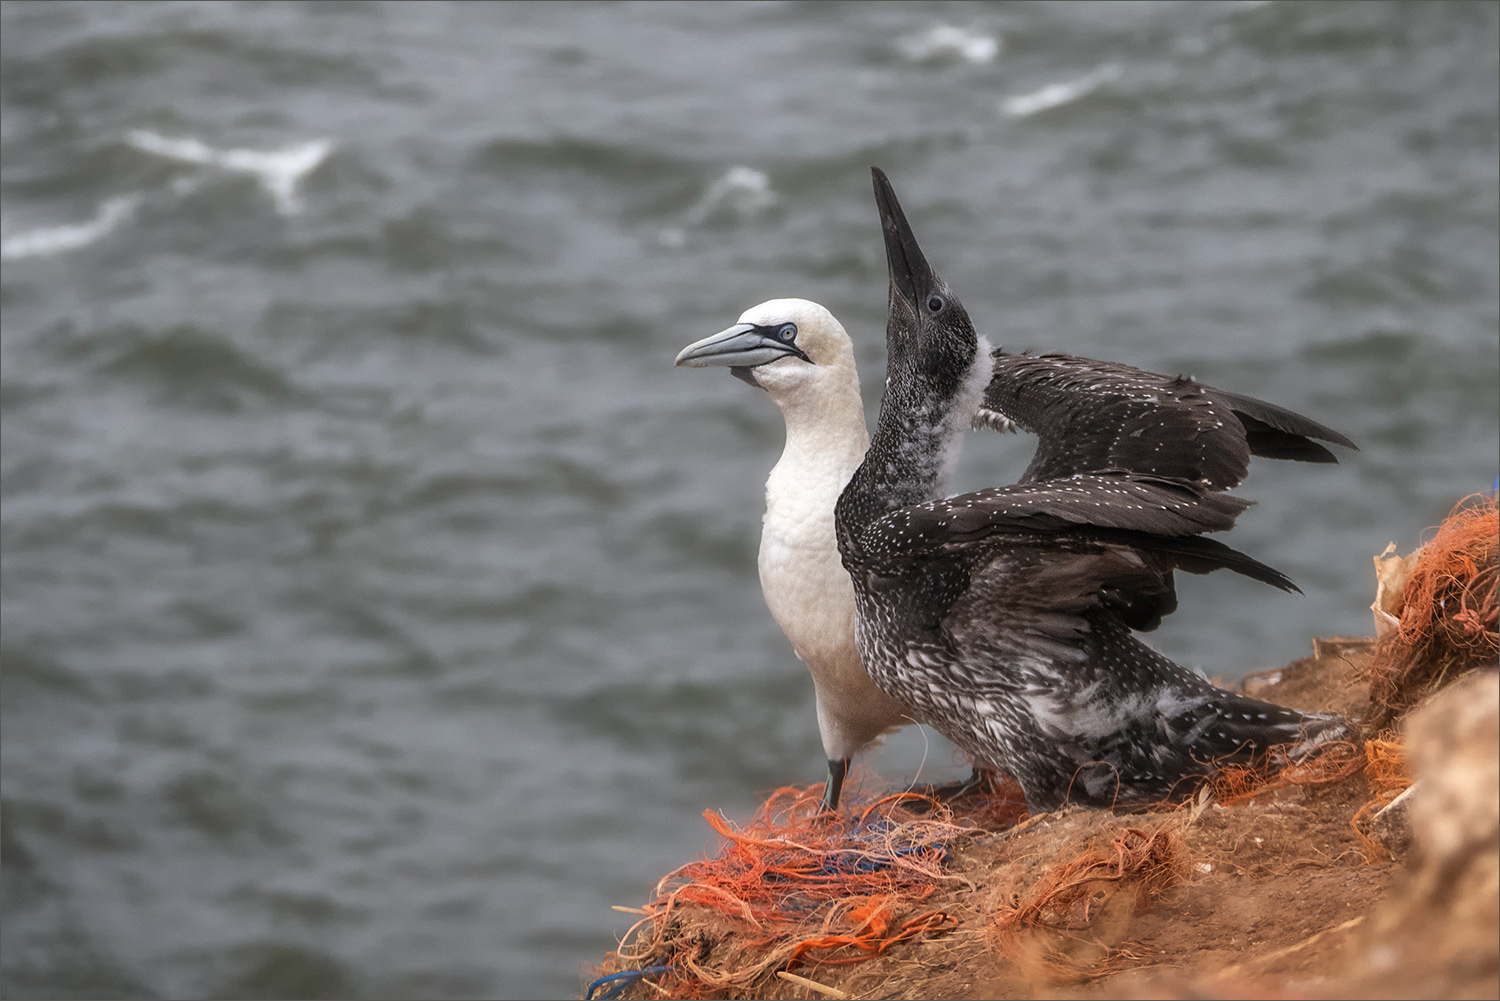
left=777, top=323, right=797, bottom=341
left=926, top=295, right=945, bottom=314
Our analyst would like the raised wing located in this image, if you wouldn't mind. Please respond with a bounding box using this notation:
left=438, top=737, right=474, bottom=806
left=976, top=351, right=1356, bottom=489
left=861, top=473, right=1252, bottom=558
left=844, top=473, right=1296, bottom=610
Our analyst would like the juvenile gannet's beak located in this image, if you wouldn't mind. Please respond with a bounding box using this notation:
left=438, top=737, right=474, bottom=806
left=871, top=166, right=937, bottom=308
left=675, top=323, right=811, bottom=369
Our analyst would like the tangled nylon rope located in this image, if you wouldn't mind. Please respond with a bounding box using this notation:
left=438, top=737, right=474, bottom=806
left=1369, top=493, right=1499, bottom=728
left=1350, top=736, right=1414, bottom=860
left=1206, top=739, right=1365, bottom=807
left=601, top=779, right=1025, bottom=998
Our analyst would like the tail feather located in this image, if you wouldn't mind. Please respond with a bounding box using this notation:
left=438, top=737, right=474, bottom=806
left=1089, top=689, right=1349, bottom=809
left=1176, top=690, right=1347, bottom=767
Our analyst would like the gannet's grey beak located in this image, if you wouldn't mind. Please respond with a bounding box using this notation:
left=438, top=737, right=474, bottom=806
left=675, top=323, right=810, bottom=369
left=872, top=166, right=936, bottom=307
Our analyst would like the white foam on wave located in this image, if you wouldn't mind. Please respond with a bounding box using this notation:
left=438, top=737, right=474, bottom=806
left=126, top=130, right=332, bottom=215
left=1, top=194, right=142, bottom=260
left=1001, top=64, right=1122, bottom=118
left=685, top=166, right=778, bottom=226
left=898, top=24, right=1000, bottom=65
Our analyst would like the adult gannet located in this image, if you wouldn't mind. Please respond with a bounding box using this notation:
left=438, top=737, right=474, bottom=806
left=833, top=169, right=1348, bottom=812
left=677, top=299, right=911, bottom=809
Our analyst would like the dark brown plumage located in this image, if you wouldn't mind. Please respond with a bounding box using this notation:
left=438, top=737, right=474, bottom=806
left=834, top=168, right=1350, bottom=812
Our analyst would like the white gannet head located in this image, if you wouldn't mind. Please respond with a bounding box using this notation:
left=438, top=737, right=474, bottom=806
left=674, top=298, right=860, bottom=413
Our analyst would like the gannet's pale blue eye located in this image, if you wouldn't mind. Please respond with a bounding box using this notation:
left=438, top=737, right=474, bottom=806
left=777, top=323, right=797, bottom=341
left=926, top=295, right=945, bottom=314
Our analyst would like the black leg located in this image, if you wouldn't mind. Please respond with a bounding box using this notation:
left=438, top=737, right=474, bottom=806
left=821, top=757, right=850, bottom=811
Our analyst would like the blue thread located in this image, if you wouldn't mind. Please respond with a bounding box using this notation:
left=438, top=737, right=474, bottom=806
left=585, top=965, right=673, bottom=1001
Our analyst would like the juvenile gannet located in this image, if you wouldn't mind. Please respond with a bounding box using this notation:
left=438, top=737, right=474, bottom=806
left=676, top=299, right=911, bottom=809
left=834, top=169, right=1348, bottom=812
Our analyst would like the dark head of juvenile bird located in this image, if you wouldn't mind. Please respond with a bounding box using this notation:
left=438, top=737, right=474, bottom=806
left=839, top=168, right=992, bottom=530
left=870, top=167, right=982, bottom=407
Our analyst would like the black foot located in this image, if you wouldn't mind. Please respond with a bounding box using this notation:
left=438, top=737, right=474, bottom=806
left=820, top=757, right=850, bottom=812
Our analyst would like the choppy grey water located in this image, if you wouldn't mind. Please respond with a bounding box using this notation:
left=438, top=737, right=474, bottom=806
left=2, top=2, right=1496, bottom=998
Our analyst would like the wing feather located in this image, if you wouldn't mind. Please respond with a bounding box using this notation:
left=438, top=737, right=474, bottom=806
left=864, top=473, right=1251, bottom=561
left=977, top=351, right=1355, bottom=488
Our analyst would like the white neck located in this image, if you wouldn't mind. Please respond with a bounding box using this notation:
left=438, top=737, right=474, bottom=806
left=765, top=357, right=870, bottom=486
left=755, top=350, right=877, bottom=760
left=934, top=332, right=995, bottom=493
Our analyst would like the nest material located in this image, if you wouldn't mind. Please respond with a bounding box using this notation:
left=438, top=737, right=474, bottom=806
left=597, top=779, right=1027, bottom=1000
left=1367, top=493, right=1499, bottom=730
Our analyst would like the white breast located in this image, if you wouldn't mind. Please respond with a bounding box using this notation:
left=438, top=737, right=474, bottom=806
left=760, top=445, right=861, bottom=670
left=753, top=349, right=911, bottom=760
left=699, top=298, right=914, bottom=763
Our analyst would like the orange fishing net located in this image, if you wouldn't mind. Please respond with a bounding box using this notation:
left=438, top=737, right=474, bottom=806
left=1206, top=739, right=1364, bottom=807
left=1369, top=493, right=1499, bottom=728
left=1350, top=736, right=1414, bottom=860
left=598, top=777, right=1027, bottom=999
